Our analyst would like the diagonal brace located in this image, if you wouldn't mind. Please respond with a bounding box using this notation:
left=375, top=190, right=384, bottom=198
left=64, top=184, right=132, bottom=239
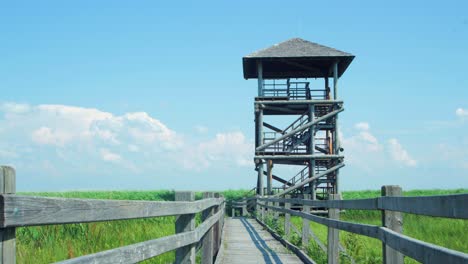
left=256, top=108, right=344, bottom=152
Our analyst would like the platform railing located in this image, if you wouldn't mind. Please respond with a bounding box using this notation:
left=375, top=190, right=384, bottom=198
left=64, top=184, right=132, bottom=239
left=251, top=186, right=468, bottom=264
left=0, top=166, right=225, bottom=264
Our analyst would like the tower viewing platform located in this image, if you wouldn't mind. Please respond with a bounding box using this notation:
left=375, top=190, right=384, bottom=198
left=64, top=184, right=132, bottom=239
left=243, top=38, right=354, bottom=198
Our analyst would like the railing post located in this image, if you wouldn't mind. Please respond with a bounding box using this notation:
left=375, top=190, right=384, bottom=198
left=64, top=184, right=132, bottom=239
left=261, top=198, right=265, bottom=221
left=213, top=193, right=221, bottom=257
left=382, top=185, right=404, bottom=264
left=202, top=192, right=214, bottom=264
left=274, top=200, right=279, bottom=219
left=175, top=191, right=196, bottom=264
left=302, top=194, right=310, bottom=247
left=217, top=194, right=224, bottom=257
left=232, top=207, right=235, bottom=218
left=0, top=166, right=15, bottom=264
left=284, top=195, right=291, bottom=238
left=255, top=195, right=260, bottom=219
left=327, top=193, right=341, bottom=264
left=242, top=200, right=247, bottom=217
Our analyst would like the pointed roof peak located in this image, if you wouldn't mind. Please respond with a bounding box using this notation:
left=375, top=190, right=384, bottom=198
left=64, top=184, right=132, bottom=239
left=245, top=38, right=353, bottom=58
left=242, top=38, right=354, bottom=79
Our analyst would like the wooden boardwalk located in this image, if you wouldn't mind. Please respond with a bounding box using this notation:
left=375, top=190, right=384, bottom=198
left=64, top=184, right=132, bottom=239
left=216, top=217, right=303, bottom=264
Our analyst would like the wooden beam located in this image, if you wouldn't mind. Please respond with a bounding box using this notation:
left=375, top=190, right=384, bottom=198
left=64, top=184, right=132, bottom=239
left=0, top=195, right=222, bottom=227
left=284, top=195, right=291, bottom=239
left=381, top=186, right=403, bottom=264
left=175, top=192, right=196, bottom=264
left=59, top=210, right=223, bottom=264
left=256, top=108, right=344, bottom=151
left=327, top=194, right=341, bottom=264
left=302, top=194, right=310, bottom=247
left=258, top=202, right=468, bottom=264
left=263, top=122, right=285, bottom=134
left=202, top=192, right=214, bottom=264
left=0, top=166, right=15, bottom=264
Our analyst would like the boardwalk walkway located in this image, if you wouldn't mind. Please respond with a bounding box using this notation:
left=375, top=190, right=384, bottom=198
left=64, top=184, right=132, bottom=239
left=216, top=217, right=303, bottom=264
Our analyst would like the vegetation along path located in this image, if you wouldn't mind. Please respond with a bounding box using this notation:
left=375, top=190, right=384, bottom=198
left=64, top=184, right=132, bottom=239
left=216, top=217, right=303, bottom=264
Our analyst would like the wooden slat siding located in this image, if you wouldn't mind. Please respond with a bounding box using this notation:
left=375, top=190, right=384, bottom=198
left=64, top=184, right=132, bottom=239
left=378, top=194, right=468, bottom=219
left=327, top=194, right=340, bottom=264
left=0, top=195, right=223, bottom=227
left=259, top=203, right=468, bottom=263
left=58, top=209, right=224, bottom=264
left=381, top=186, right=403, bottom=264
left=175, top=192, right=196, bottom=264
left=260, top=194, right=468, bottom=219
left=0, top=166, right=15, bottom=264
left=201, top=192, right=214, bottom=264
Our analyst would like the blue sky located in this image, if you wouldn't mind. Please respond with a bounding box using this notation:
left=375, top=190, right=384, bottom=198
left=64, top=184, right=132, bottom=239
left=1, top=0, right=467, bottom=191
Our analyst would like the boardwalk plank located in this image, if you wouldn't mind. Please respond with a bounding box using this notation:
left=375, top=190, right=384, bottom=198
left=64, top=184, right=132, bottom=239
left=217, top=217, right=303, bottom=264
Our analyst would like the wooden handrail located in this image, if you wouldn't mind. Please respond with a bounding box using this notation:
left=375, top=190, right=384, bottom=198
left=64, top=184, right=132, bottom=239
left=257, top=193, right=468, bottom=219
left=0, top=194, right=223, bottom=227
left=0, top=166, right=226, bottom=264
left=254, top=187, right=468, bottom=264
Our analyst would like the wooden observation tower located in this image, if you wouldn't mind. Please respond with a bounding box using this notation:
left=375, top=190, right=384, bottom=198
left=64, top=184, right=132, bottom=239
left=243, top=38, right=354, bottom=199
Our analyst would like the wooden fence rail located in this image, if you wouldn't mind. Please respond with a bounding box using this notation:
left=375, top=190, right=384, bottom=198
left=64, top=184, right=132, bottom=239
left=243, top=185, right=468, bottom=264
left=0, top=166, right=225, bottom=264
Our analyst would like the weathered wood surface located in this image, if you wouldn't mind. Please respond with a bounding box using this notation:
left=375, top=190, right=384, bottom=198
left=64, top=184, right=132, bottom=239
left=58, top=208, right=223, bottom=264
left=257, top=202, right=468, bottom=264
left=216, top=218, right=303, bottom=264
left=378, top=194, right=468, bottom=219
left=202, top=192, right=214, bottom=264
left=0, top=195, right=223, bottom=227
left=0, top=166, right=15, bottom=264
left=260, top=193, right=468, bottom=219
left=327, top=194, right=340, bottom=264
left=381, top=186, right=403, bottom=264
left=302, top=194, right=310, bottom=246
left=175, top=191, right=196, bottom=264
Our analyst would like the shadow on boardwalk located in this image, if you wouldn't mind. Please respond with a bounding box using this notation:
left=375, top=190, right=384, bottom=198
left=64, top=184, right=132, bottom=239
left=239, top=217, right=284, bottom=264
left=217, top=217, right=302, bottom=264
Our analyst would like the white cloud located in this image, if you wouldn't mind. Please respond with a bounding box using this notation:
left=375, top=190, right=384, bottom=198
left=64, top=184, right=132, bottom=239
left=182, top=131, right=253, bottom=170
left=195, top=125, right=208, bottom=134
left=31, top=126, right=73, bottom=146
left=387, top=138, right=417, bottom=167
left=1, top=102, right=31, bottom=114
left=128, top=144, right=140, bottom=152
left=0, top=102, right=251, bottom=177
left=354, top=122, right=370, bottom=131
left=342, top=122, right=419, bottom=170
left=100, top=148, right=122, bottom=162
left=0, top=149, right=18, bottom=158
left=3, top=104, right=181, bottom=151
left=342, top=123, right=382, bottom=154
left=456, top=108, right=468, bottom=118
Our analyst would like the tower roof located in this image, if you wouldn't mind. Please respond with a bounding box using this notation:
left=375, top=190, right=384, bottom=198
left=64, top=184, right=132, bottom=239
left=243, top=38, right=354, bottom=79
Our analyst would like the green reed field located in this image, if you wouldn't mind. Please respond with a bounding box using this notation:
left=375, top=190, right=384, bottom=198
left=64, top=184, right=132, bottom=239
left=17, top=189, right=467, bottom=263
